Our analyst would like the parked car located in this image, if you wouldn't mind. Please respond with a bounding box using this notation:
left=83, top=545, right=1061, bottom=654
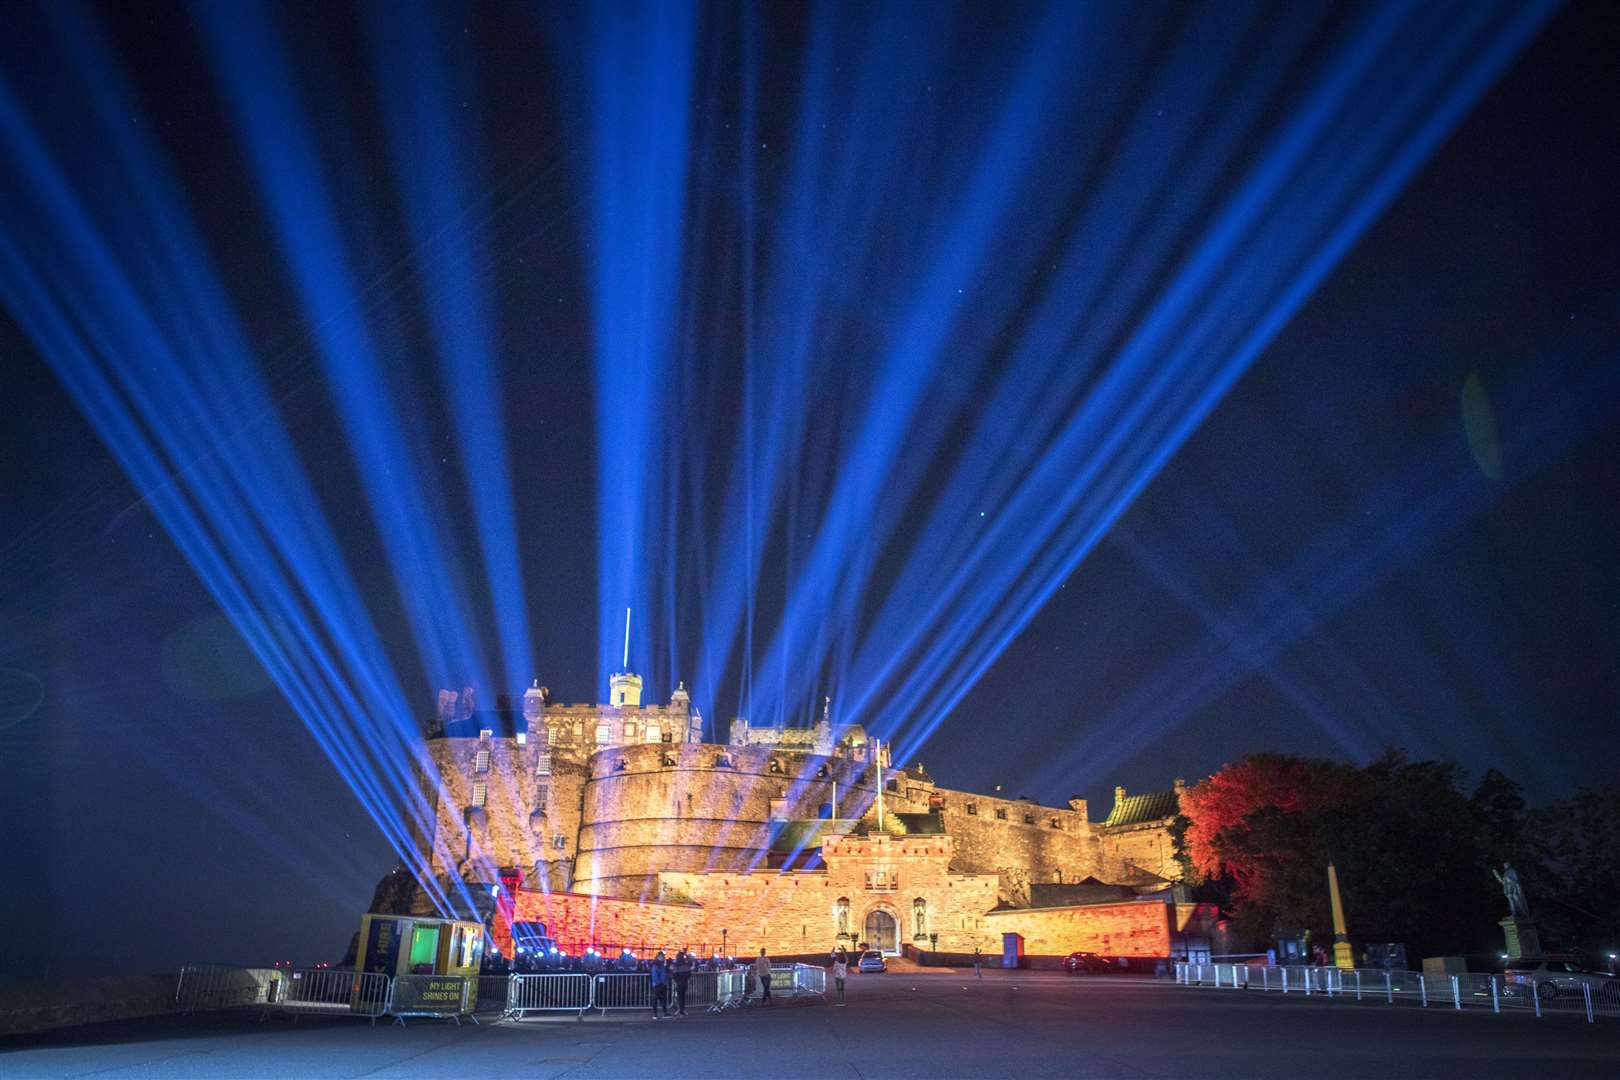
left=1501, top=958, right=1620, bottom=1003
left=857, top=951, right=887, bottom=973
left=1062, top=951, right=1113, bottom=975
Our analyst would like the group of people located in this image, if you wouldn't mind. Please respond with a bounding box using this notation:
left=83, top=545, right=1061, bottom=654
left=648, top=948, right=698, bottom=1017
left=649, top=947, right=777, bottom=1017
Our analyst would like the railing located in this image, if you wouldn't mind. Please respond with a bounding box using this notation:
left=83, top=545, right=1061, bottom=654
left=1174, top=962, right=1617, bottom=1024
left=281, top=969, right=390, bottom=1018
left=174, top=963, right=286, bottom=1013
left=591, top=972, right=654, bottom=1011
left=683, top=971, right=718, bottom=1008
left=708, top=969, right=748, bottom=1011
left=793, top=964, right=827, bottom=996
left=508, top=973, right=592, bottom=1017
left=389, top=974, right=473, bottom=1024
left=174, top=962, right=839, bottom=1024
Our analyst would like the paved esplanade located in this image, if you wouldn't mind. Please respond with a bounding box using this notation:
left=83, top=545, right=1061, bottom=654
left=5, top=971, right=1616, bottom=1079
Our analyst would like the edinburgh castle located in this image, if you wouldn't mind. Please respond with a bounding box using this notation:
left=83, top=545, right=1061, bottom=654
left=381, top=669, right=1219, bottom=964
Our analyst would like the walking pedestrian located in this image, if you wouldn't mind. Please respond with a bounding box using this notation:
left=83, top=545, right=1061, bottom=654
left=672, top=948, right=694, bottom=1015
left=973, top=946, right=983, bottom=979
left=753, top=948, right=773, bottom=1005
left=650, top=950, right=671, bottom=1019
left=832, top=947, right=848, bottom=1006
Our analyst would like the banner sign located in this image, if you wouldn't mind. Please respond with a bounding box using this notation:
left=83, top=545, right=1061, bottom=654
left=363, top=917, right=402, bottom=977
left=391, top=974, right=468, bottom=1016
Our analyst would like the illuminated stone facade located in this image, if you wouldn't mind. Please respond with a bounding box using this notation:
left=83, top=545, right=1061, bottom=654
left=415, top=674, right=1190, bottom=958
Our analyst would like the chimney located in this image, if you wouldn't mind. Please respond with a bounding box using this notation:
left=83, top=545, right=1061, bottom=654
left=1114, top=785, right=1127, bottom=804
left=1173, top=777, right=1187, bottom=796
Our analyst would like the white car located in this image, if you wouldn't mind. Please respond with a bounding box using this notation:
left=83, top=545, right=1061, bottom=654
left=857, top=951, right=887, bottom=973
left=1501, top=959, right=1620, bottom=1003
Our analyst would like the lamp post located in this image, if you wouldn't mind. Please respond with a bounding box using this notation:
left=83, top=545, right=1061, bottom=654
left=929, top=932, right=938, bottom=953
left=722, top=927, right=728, bottom=959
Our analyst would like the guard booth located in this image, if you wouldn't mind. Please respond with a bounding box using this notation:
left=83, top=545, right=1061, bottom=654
left=355, top=913, right=486, bottom=1014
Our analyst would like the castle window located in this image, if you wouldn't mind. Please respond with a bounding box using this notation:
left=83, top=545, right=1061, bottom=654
left=471, top=781, right=487, bottom=808
left=644, top=722, right=662, bottom=743
left=614, top=758, right=628, bottom=772
left=516, top=732, right=526, bottom=746
left=662, top=752, right=676, bottom=767
left=1024, top=813, right=1035, bottom=825
left=479, top=728, right=492, bottom=740
left=624, top=721, right=637, bottom=740
left=1050, top=818, right=1061, bottom=829
left=769, top=758, right=783, bottom=775
left=548, top=725, right=559, bottom=745
left=768, top=798, right=788, bottom=820
left=966, top=804, right=977, bottom=815
left=816, top=764, right=829, bottom=779
left=717, top=753, right=735, bottom=768
left=552, top=835, right=567, bottom=850
left=474, top=748, right=490, bottom=774
left=995, top=808, right=1007, bottom=820
left=661, top=729, right=673, bottom=743
left=536, top=783, right=548, bottom=810
left=537, top=752, right=553, bottom=775
left=572, top=721, right=584, bottom=741
left=595, top=723, right=611, bottom=744
left=886, top=779, right=899, bottom=792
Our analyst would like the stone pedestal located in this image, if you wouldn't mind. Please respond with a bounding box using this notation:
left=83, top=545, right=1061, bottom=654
left=1500, top=917, right=1542, bottom=959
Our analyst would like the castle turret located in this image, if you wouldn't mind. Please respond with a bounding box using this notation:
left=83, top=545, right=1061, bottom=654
left=523, top=679, right=547, bottom=720
left=608, top=671, right=643, bottom=708
left=670, top=680, right=689, bottom=710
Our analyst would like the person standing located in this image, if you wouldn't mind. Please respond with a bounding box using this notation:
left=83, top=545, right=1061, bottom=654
left=672, top=949, right=694, bottom=1016
left=832, top=947, right=848, bottom=1007
left=973, top=946, right=983, bottom=979
left=753, top=948, right=773, bottom=1005
left=650, top=950, right=670, bottom=1019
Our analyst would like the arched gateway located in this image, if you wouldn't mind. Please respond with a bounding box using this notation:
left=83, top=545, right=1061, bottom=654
left=863, top=908, right=899, bottom=955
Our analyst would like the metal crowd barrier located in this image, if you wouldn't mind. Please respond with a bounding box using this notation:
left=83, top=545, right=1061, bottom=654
left=389, top=973, right=473, bottom=1025
left=708, top=969, right=748, bottom=1011
left=1175, top=962, right=1610, bottom=1024
left=177, top=962, right=842, bottom=1026
left=175, top=963, right=287, bottom=1013
left=682, top=971, right=718, bottom=1008
left=592, top=972, right=655, bottom=1011
left=281, top=969, right=390, bottom=1019
left=471, top=976, right=511, bottom=1019
left=792, top=964, right=827, bottom=997
left=508, top=973, right=593, bottom=1018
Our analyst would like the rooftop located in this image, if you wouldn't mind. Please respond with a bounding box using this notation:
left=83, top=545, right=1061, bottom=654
left=1102, top=788, right=1180, bottom=827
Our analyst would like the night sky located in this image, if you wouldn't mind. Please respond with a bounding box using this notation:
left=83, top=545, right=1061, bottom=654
left=1, top=1, right=1617, bottom=979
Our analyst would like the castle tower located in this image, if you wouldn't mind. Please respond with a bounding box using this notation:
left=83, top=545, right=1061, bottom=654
left=608, top=670, right=643, bottom=708
left=670, top=680, right=690, bottom=710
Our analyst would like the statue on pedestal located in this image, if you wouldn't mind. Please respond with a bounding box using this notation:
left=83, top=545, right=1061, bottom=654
left=1492, top=862, right=1541, bottom=959
left=1492, top=862, right=1530, bottom=919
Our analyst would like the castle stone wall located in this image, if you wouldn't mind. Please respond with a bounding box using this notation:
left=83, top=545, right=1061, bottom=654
left=424, top=735, right=585, bottom=892
left=571, top=743, right=885, bottom=898
left=983, top=899, right=1172, bottom=958
left=1098, top=821, right=1180, bottom=882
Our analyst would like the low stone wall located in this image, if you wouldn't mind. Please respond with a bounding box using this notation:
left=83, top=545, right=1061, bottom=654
left=0, top=973, right=177, bottom=1037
